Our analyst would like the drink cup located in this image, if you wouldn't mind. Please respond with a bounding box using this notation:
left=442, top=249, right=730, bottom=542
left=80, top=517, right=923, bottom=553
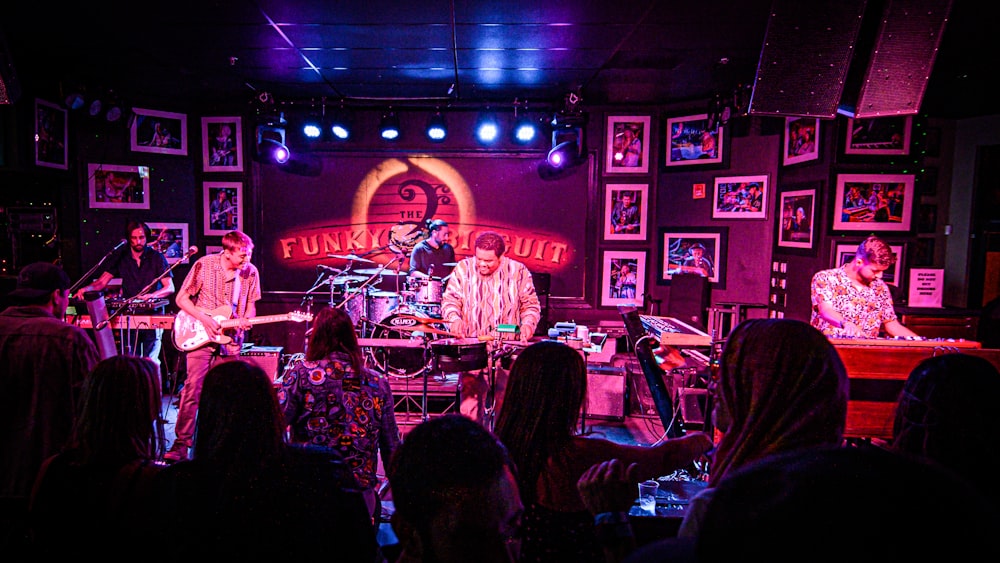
left=638, top=480, right=659, bottom=513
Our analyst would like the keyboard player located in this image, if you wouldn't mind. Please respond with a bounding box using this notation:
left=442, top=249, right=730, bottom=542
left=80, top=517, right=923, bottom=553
left=75, top=221, right=175, bottom=368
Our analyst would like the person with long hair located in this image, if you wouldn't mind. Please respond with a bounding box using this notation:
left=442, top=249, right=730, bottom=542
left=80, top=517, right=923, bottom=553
left=280, top=305, right=400, bottom=520
left=151, top=360, right=378, bottom=559
left=494, top=340, right=712, bottom=563
left=28, top=355, right=166, bottom=558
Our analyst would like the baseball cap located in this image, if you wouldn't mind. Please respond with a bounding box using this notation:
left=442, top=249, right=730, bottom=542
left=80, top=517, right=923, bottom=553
left=8, top=262, right=71, bottom=299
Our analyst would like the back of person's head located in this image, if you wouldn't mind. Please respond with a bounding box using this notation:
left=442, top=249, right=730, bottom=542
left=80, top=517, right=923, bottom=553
left=856, top=235, right=895, bottom=268
left=7, top=261, right=71, bottom=305
left=475, top=231, right=506, bottom=257
left=70, top=355, right=164, bottom=463
left=304, top=306, right=364, bottom=372
left=495, top=340, right=585, bottom=503
left=388, top=414, right=521, bottom=563
left=709, top=318, right=848, bottom=485
left=892, top=352, right=1000, bottom=505
left=692, top=446, right=1000, bottom=562
left=193, top=360, right=285, bottom=469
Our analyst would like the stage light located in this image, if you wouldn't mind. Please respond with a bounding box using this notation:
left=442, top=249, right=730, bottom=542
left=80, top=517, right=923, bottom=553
left=88, top=99, right=103, bottom=117
left=426, top=111, right=447, bottom=142
left=255, top=111, right=289, bottom=164
left=380, top=111, right=401, bottom=141
left=65, top=92, right=85, bottom=111
left=546, top=140, right=578, bottom=168
left=301, top=114, right=323, bottom=140
left=513, top=115, right=538, bottom=144
left=260, top=139, right=290, bottom=164
left=475, top=111, right=500, bottom=144
left=330, top=108, right=352, bottom=140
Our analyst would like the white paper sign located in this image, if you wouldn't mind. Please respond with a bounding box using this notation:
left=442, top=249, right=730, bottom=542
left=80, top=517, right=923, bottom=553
left=908, top=268, right=944, bottom=308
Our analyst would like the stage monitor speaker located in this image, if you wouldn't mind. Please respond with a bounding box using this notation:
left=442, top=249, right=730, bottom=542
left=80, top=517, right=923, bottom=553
left=585, top=364, right=626, bottom=421
left=848, top=0, right=953, bottom=118
left=667, top=274, right=710, bottom=332
left=748, top=0, right=867, bottom=118
left=241, top=345, right=284, bottom=381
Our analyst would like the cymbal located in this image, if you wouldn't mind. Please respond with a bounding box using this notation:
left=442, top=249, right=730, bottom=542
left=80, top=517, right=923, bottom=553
left=397, top=325, right=460, bottom=338
left=327, top=253, right=375, bottom=263
left=331, top=275, right=368, bottom=284
left=354, top=268, right=408, bottom=276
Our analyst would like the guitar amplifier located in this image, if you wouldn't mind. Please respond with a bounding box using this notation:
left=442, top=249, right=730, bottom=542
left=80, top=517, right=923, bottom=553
left=584, top=364, right=627, bottom=421
left=241, top=346, right=284, bottom=381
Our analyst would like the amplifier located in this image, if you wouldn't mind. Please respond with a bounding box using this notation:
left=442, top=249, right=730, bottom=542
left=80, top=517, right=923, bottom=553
left=241, top=346, right=284, bottom=381
left=584, top=364, right=626, bottom=421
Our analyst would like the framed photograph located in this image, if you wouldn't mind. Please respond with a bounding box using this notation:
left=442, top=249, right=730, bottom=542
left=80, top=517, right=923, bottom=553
left=87, top=163, right=151, bottom=209
left=130, top=108, right=187, bottom=156
left=833, top=173, right=915, bottom=232
left=148, top=222, right=189, bottom=264
left=605, top=115, right=651, bottom=174
left=600, top=250, right=646, bottom=307
left=202, top=116, right=243, bottom=172
left=833, top=241, right=904, bottom=288
left=712, top=174, right=768, bottom=219
left=203, top=181, right=243, bottom=236
left=34, top=98, right=67, bottom=170
left=783, top=116, right=820, bottom=166
left=664, top=113, right=724, bottom=168
left=658, top=227, right=728, bottom=288
left=777, top=188, right=816, bottom=249
left=604, top=183, right=649, bottom=241
left=844, top=115, right=912, bottom=156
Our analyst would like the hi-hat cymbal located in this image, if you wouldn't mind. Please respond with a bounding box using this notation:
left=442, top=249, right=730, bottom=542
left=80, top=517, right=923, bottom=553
left=354, top=268, right=408, bottom=276
left=327, top=253, right=375, bottom=263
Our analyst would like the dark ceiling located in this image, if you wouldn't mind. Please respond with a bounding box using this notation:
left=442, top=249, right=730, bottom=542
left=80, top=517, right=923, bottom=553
left=1, top=0, right=993, bottom=119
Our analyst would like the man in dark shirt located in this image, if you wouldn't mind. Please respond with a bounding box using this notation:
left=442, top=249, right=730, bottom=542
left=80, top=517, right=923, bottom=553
left=408, top=219, right=455, bottom=280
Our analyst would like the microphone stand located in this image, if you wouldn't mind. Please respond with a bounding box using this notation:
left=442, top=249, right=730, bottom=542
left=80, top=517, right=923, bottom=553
left=96, top=248, right=194, bottom=331
left=69, top=240, right=126, bottom=296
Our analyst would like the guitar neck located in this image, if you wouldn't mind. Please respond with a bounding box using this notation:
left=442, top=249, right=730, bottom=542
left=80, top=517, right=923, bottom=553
left=219, top=313, right=290, bottom=328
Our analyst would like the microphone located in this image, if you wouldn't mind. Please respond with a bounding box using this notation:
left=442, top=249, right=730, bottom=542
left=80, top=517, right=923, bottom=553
left=185, top=246, right=199, bottom=257
left=112, top=239, right=127, bottom=251
left=317, top=264, right=342, bottom=275
left=428, top=264, right=434, bottom=277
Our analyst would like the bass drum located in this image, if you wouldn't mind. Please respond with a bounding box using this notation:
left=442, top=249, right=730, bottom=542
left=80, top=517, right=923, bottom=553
left=367, top=311, right=444, bottom=379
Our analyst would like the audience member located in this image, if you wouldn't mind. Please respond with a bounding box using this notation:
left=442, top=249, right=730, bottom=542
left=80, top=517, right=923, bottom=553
left=280, top=305, right=401, bottom=520
left=150, top=360, right=377, bottom=560
left=387, top=414, right=523, bottom=563
left=28, top=355, right=166, bottom=558
left=891, top=352, right=1000, bottom=507
left=494, top=340, right=712, bottom=562
left=0, top=261, right=99, bottom=552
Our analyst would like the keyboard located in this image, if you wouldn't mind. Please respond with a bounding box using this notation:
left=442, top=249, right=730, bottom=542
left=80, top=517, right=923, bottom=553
left=639, top=314, right=711, bottom=347
left=107, top=298, right=170, bottom=312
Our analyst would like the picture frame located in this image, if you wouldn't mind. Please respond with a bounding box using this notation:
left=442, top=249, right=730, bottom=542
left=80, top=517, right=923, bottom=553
left=202, top=116, right=243, bottom=172
left=832, top=241, right=905, bottom=288
left=203, top=181, right=243, bottom=236
left=833, top=173, right=915, bottom=232
left=658, top=226, right=728, bottom=289
left=712, top=174, right=768, bottom=219
left=130, top=108, right=187, bottom=156
left=664, top=113, right=724, bottom=168
left=87, top=163, right=151, bottom=209
left=604, top=183, right=649, bottom=241
left=34, top=98, right=68, bottom=170
left=604, top=115, right=651, bottom=174
left=148, top=222, right=189, bottom=264
left=600, top=250, right=646, bottom=307
left=782, top=116, right=820, bottom=166
left=777, top=187, right=816, bottom=249
left=844, top=115, right=912, bottom=156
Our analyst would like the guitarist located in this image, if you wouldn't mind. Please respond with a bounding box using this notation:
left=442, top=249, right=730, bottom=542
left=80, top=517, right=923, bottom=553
left=164, top=230, right=260, bottom=463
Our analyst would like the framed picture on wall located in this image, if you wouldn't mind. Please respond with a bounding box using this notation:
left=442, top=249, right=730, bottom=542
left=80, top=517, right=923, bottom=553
left=777, top=187, right=816, bottom=249
left=600, top=250, right=646, bottom=307
left=130, top=108, right=187, bottom=156
left=604, top=183, right=649, bottom=241
left=664, top=113, right=724, bottom=168
left=87, top=163, right=151, bottom=209
left=833, top=173, right=914, bottom=232
left=148, top=222, right=189, bottom=264
left=34, top=98, right=68, bottom=170
left=833, top=241, right=905, bottom=288
left=782, top=116, right=820, bottom=166
left=657, top=227, right=728, bottom=288
left=202, top=116, right=243, bottom=172
left=844, top=115, right=912, bottom=156
left=203, top=181, right=243, bottom=236
left=712, top=174, right=768, bottom=219
left=605, top=115, right=651, bottom=174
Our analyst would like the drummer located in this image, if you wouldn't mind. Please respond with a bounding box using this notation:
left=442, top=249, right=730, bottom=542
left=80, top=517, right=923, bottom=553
left=408, top=219, right=455, bottom=282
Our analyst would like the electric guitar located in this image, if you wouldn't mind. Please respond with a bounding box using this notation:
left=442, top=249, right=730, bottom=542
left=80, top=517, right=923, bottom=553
left=172, top=305, right=312, bottom=351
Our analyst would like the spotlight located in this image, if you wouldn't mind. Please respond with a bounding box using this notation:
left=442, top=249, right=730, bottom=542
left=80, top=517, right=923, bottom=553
left=380, top=111, right=401, bottom=141
left=330, top=109, right=352, bottom=140
left=255, top=111, right=289, bottom=164
left=546, top=140, right=578, bottom=168
left=513, top=115, right=538, bottom=144
left=65, top=92, right=85, bottom=111
left=260, top=139, right=290, bottom=164
left=475, top=111, right=500, bottom=144
left=426, top=111, right=447, bottom=142
left=301, top=114, right=323, bottom=140
left=88, top=99, right=103, bottom=117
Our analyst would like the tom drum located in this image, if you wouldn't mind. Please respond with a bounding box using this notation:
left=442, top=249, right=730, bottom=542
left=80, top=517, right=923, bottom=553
left=340, top=288, right=367, bottom=326
left=367, top=291, right=401, bottom=324
left=408, top=276, right=444, bottom=304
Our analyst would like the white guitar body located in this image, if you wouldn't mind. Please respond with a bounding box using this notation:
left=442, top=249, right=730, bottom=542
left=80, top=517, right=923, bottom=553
left=172, top=306, right=312, bottom=351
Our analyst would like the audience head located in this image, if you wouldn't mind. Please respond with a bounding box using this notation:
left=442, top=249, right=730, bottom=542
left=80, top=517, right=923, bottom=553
left=709, top=318, right=848, bottom=485
left=495, top=340, right=585, bottom=503
left=69, top=355, right=164, bottom=463
left=388, top=414, right=523, bottom=563
left=8, top=261, right=72, bottom=309
left=192, top=360, right=285, bottom=470
left=304, top=306, right=364, bottom=371
left=892, top=352, right=1000, bottom=505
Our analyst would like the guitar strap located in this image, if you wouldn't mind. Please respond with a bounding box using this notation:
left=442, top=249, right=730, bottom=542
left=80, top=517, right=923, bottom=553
left=231, top=272, right=242, bottom=317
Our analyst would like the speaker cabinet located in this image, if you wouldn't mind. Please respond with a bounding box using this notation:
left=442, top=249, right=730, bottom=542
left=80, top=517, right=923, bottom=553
left=241, top=346, right=284, bottom=381
left=667, top=274, right=711, bottom=332
left=585, top=364, right=626, bottom=421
